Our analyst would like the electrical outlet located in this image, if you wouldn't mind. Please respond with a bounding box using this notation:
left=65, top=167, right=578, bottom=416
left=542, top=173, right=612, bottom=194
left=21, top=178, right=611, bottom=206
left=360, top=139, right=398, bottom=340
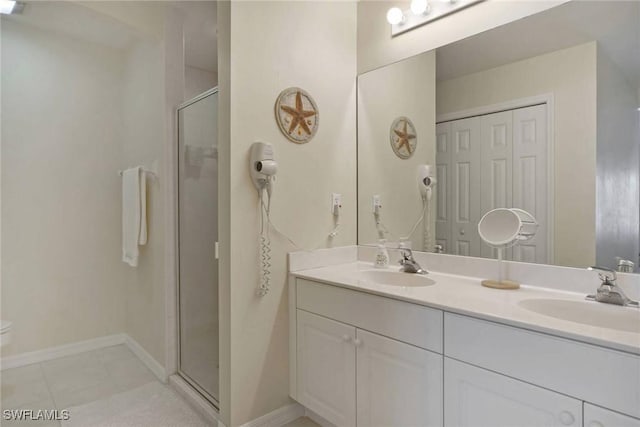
left=331, top=193, right=342, bottom=215
left=372, top=195, right=382, bottom=213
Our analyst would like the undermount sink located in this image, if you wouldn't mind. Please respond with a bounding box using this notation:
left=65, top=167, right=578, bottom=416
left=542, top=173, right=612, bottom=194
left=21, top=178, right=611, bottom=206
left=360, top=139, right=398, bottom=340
left=355, top=270, right=436, bottom=287
left=518, top=298, right=640, bottom=333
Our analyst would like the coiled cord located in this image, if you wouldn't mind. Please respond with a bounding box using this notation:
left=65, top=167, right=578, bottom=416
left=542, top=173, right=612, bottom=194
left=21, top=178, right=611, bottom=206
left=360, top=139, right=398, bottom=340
left=423, top=200, right=432, bottom=252
left=257, top=188, right=273, bottom=296
left=258, top=233, right=271, bottom=296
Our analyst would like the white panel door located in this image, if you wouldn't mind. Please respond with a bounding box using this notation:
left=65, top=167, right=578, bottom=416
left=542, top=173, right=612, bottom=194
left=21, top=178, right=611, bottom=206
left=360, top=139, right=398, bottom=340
left=480, top=111, right=514, bottom=260
left=297, top=310, right=356, bottom=427
left=450, top=117, right=481, bottom=257
left=356, top=329, right=443, bottom=427
left=513, top=104, right=548, bottom=264
left=435, top=122, right=452, bottom=254
left=584, top=404, right=640, bottom=427
left=444, top=358, right=582, bottom=427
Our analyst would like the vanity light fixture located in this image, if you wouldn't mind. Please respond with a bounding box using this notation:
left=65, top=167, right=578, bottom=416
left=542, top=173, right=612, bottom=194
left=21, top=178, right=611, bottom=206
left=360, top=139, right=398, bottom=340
left=0, top=0, right=24, bottom=15
left=386, top=7, right=405, bottom=25
left=410, top=0, right=430, bottom=16
left=388, top=0, right=483, bottom=37
left=0, top=0, right=15, bottom=14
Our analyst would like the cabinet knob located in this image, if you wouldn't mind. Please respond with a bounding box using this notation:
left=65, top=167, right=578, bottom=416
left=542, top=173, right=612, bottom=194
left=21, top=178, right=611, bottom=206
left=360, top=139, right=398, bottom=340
left=342, top=335, right=351, bottom=342
left=559, top=411, right=575, bottom=426
left=353, top=338, right=362, bottom=347
left=459, top=228, right=465, bottom=235
left=588, top=421, right=604, bottom=427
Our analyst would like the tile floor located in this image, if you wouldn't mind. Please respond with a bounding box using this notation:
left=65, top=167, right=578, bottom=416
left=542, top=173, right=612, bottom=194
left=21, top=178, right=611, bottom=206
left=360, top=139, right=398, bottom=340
left=282, top=417, right=321, bottom=427
left=0, top=345, right=205, bottom=426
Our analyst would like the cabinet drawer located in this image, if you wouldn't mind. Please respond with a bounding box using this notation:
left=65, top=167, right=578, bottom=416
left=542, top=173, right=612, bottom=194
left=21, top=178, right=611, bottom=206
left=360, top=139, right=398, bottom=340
left=297, top=279, right=443, bottom=353
left=444, top=313, right=640, bottom=419
left=584, top=404, right=640, bottom=427
left=445, top=358, right=582, bottom=427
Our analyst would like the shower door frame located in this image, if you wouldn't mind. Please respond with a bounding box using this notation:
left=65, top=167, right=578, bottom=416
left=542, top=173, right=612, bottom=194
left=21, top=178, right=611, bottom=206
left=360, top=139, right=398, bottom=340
left=174, top=87, right=220, bottom=409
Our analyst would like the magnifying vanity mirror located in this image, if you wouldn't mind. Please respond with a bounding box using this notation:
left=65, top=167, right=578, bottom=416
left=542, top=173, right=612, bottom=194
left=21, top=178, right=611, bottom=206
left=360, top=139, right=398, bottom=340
left=478, top=208, right=538, bottom=289
left=357, top=0, right=640, bottom=273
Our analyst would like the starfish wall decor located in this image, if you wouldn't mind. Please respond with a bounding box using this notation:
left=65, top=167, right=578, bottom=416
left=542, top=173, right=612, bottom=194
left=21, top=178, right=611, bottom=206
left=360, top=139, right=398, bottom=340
left=389, top=116, right=417, bottom=159
left=274, top=87, right=319, bottom=144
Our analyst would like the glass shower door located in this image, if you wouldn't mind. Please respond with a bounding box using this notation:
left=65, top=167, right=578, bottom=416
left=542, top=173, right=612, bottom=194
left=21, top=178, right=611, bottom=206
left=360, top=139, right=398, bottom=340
left=177, top=89, right=219, bottom=405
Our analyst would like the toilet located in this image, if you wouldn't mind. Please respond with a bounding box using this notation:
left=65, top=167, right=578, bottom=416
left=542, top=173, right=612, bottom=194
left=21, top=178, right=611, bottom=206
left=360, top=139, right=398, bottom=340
left=1, top=320, right=12, bottom=347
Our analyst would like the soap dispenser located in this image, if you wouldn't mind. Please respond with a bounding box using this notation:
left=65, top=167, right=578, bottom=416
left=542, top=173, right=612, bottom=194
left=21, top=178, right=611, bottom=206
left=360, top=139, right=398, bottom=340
left=374, top=239, right=390, bottom=269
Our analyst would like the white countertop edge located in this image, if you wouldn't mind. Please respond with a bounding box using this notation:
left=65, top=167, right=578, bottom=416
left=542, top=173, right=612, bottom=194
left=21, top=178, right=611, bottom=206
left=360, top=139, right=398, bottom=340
left=291, top=262, right=640, bottom=356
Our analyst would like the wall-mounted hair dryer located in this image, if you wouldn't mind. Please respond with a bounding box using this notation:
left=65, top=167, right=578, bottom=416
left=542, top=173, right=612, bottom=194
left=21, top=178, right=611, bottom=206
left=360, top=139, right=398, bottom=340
left=250, top=142, right=277, bottom=197
left=249, top=142, right=278, bottom=297
left=417, top=164, right=437, bottom=200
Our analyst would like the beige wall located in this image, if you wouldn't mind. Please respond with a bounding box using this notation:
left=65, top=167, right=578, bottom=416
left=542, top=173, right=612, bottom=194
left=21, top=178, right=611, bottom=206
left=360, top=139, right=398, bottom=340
left=358, top=51, right=436, bottom=250
left=357, top=0, right=568, bottom=74
left=185, top=66, right=218, bottom=101
left=122, top=38, right=167, bottom=367
left=78, top=1, right=164, bottom=40
left=223, top=1, right=357, bottom=425
left=1, top=5, right=171, bottom=370
left=437, top=42, right=598, bottom=268
left=1, top=20, right=128, bottom=356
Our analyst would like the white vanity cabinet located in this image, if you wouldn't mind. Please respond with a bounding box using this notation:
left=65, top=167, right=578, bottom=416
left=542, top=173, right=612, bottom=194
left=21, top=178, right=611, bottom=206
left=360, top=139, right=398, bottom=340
left=290, top=276, right=640, bottom=427
left=444, top=313, right=640, bottom=427
left=291, top=279, right=444, bottom=427
left=445, top=358, right=582, bottom=427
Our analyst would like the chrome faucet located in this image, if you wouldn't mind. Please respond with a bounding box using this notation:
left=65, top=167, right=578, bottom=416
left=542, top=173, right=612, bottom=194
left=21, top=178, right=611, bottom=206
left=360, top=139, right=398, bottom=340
left=586, top=266, right=639, bottom=307
left=398, top=248, right=428, bottom=274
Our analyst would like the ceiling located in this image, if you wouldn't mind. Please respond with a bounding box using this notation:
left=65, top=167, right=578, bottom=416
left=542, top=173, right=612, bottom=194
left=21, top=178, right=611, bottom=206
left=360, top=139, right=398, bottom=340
left=4, top=1, right=218, bottom=73
left=2, top=1, right=138, bottom=50
left=436, top=1, right=640, bottom=89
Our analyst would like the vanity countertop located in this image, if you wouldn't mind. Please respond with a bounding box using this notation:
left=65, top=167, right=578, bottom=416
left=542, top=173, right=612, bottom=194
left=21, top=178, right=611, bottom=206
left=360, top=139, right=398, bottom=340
left=291, top=262, right=640, bottom=355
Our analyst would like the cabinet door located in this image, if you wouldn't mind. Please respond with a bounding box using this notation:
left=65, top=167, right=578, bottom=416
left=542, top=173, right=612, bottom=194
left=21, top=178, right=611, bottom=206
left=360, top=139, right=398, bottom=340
left=450, top=117, right=482, bottom=257
left=297, top=310, right=356, bottom=427
left=356, top=329, right=443, bottom=427
left=513, top=104, right=548, bottom=264
left=436, top=121, right=452, bottom=254
left=444, top=358, right=581, bottom=427
left=480, top=110, right=513, bottom=260
left=584, top=404, right=640, bottom=427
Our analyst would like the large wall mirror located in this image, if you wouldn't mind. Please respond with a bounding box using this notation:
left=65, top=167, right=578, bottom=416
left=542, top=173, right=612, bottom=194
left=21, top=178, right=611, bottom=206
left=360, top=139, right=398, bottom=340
left=357, top=1, right=640, bottom=272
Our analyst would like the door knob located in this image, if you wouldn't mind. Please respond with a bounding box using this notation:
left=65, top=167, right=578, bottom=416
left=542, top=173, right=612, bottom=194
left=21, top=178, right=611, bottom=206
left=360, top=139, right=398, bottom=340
left=558, top=411, right=575, bottom=426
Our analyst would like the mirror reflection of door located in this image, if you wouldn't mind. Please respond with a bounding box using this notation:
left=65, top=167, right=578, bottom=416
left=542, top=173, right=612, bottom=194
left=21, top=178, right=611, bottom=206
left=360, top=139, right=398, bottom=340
left=436, top=104, right=549, bottom=264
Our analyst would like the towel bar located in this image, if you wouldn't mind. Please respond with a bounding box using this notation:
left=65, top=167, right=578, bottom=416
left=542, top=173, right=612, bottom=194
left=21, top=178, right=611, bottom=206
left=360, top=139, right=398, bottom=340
left=117, top=169, right=158, bottom=178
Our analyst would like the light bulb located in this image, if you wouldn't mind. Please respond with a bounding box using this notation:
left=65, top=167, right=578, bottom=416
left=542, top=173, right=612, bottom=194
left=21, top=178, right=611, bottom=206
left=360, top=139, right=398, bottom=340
left=410, top=0, right=429, bottom=15
left=386, top=7, right=404, bottom=25
left=0, top=0, right=16, bottom=14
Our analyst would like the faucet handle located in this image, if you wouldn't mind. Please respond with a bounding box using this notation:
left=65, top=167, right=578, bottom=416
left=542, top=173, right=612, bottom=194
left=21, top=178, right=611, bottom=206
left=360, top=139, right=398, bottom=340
left=588, top=266, right=617, bottom=284
left=398, top=247, right=413, bottom=265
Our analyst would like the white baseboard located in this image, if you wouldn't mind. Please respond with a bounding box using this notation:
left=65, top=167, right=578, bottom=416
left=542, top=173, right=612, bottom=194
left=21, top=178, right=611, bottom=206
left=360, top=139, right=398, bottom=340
left=304, top=408, right=335, bottom=427
left=124, top=334, right=167, bottom=382
left=0, top=334, right=126, bottom=370
left=240, top=403, right=305, bottom=427
left=169, top=374, right=220, bottom=425
left=0, top=333, right=167, bottom=386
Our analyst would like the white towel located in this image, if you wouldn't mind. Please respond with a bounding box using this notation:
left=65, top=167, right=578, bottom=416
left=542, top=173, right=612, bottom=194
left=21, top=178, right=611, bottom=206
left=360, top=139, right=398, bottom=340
left=122, top=167, right=147, bottom=267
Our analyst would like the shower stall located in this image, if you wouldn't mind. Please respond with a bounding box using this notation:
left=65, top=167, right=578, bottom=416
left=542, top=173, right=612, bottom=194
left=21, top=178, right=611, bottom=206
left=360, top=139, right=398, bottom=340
left=176, top=88, right=219, bottom=406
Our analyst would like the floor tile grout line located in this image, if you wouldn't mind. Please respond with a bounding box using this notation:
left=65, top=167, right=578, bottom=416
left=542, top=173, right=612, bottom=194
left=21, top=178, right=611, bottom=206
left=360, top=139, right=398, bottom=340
left=38, top=362, right=59, bottom=410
